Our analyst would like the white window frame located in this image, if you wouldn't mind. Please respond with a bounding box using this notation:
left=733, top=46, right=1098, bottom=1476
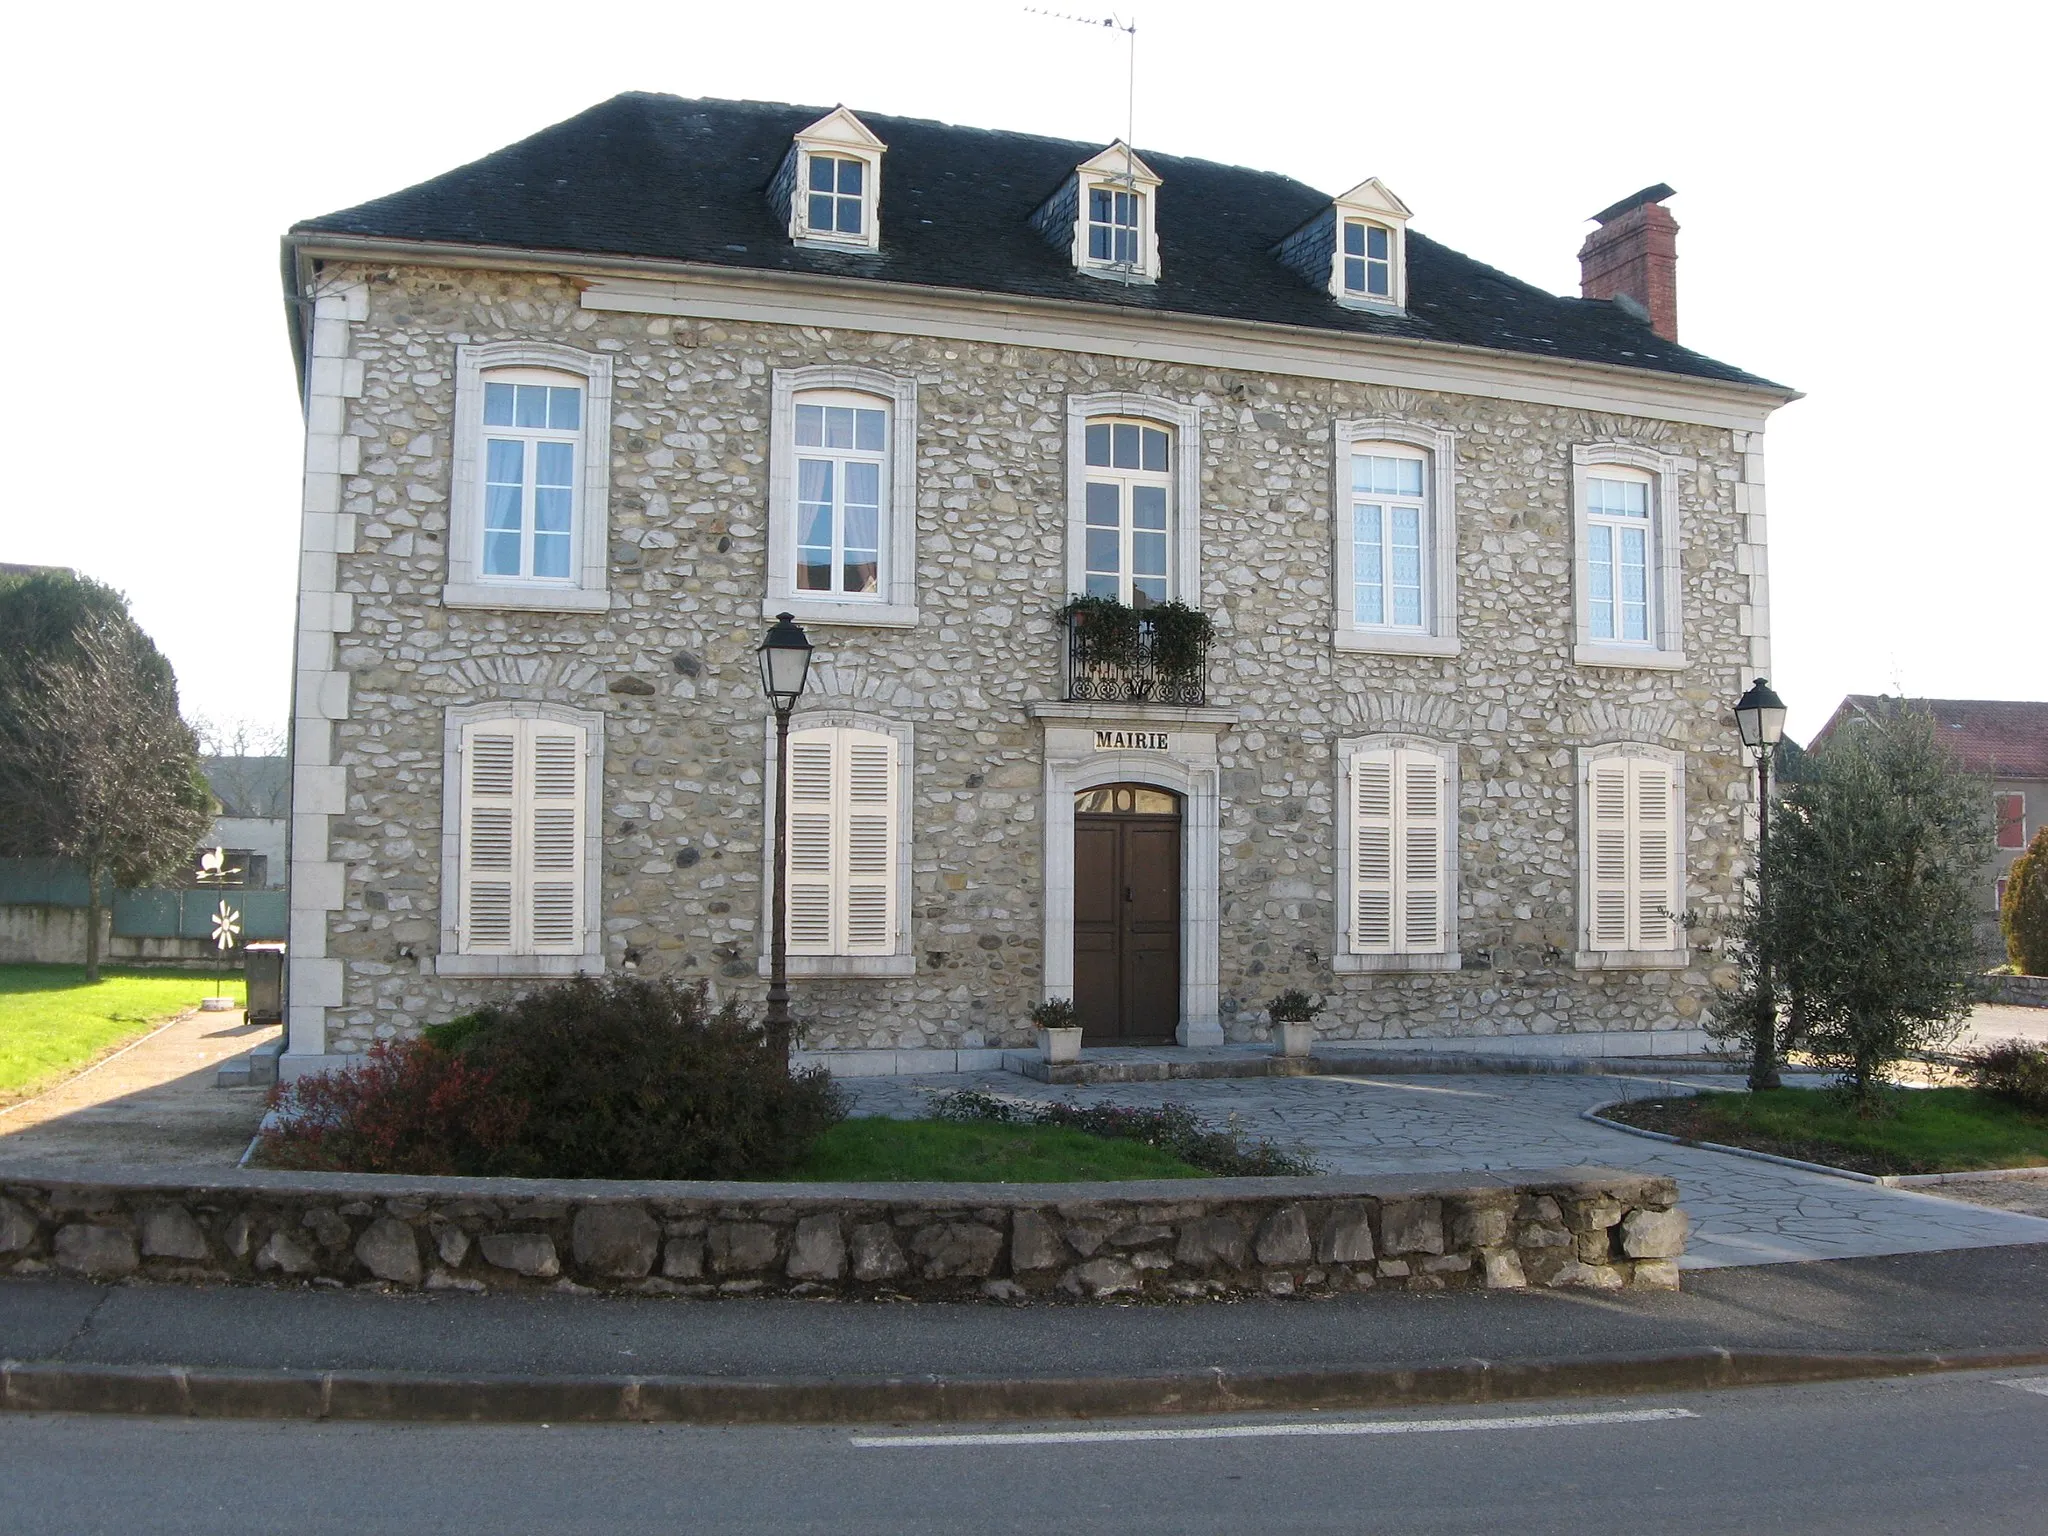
left=1069, top=143, right=1162, bottom=284
left=759, top=712, right=916, bottom=977
left=1328, top=178, right=1411, bottom=311
left=434, top=700, right=605, bottom=977
left=766, top=367, right=918, bottom=627
left=1571, top=444, right=1685, bottom=670
left=1332, top=420, right=1459, bottom=656
left=1334, top=735, right=1461, bottom=973
left=446, top=341, right=613, bottom=613
left=1574, top=742, right=1689, bottom=970
left=786, top=108, right=885, bottom=253
left=1339, top=219, right=1397, bottom=304
left=1065, top=392, right=1200, bottom=604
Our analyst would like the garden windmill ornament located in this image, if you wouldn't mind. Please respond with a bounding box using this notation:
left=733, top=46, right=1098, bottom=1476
left=197, top=848, right=243, bottom=1012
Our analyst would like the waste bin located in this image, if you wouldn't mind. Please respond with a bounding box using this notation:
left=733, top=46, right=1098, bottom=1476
left=245, top=942, right=286, bottom=1025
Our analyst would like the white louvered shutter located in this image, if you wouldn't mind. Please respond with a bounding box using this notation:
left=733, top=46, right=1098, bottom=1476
left=458, top=718, right=586, bottom=956
left=527, top=727, right=584, bottom=953
left=1586, top=756, right=1681, bottom=953
left=1630, top=761, right=1679, bottom=951
left=1350, top=752, right=1396, bottom=953
left=1349, top=747, right=1451, bottom=957
left=782, top=728, right=900, bottom=956
left=843, top=734, right=898, bottom=953
left=785, top=734, right=837, bottom=955
left=461, top=726, right=519, bottom=952
left=1400, top=753, right=1446, bottom=953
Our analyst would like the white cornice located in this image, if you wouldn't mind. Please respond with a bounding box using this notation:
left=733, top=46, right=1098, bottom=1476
left=286, top=233, right=1799, bottom=430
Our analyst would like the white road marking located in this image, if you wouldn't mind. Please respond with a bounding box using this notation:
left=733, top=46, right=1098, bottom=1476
left=2000, top=1378, right=2048, bottom=1397
left=851, top=1407, right=1696, bottom=1449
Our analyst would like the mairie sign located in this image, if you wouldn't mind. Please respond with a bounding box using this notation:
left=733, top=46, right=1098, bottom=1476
left=1094, top=729, right=1170, bottom=751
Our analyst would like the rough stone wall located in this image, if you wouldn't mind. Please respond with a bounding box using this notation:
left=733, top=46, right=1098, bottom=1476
left=314, top=263, right=1758, bottom=1054
left=0, top=1168, right=1686, bottom=1299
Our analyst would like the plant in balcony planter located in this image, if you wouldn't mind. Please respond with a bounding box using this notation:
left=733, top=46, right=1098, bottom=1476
left=1031, top=996, right=1085, bottom=1063
left=1266, top=987, right=1325, bottom=1058
left=1057, top=595, right=1143, bottom=672
left=1144, top=600, right=1214, bottom=687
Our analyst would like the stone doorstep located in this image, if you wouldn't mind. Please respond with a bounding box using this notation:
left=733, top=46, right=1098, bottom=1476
left=0, top=1165, right=1683, bottom=1303
left=214, top=1037, right=286, bottom=1090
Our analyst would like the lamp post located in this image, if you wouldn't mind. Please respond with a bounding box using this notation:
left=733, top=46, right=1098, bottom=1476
left=1734, top=677, right=1789, bottom=1091
left=758, top=612, right=815, bottom=1068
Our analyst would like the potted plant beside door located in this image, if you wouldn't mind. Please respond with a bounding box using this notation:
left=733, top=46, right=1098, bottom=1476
left=1265, top=989, right=1325, bottom=1058
left=1032, top=997, right=1084, bottom=1064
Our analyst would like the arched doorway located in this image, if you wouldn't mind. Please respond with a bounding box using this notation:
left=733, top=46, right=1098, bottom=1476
left=1073, top=783, right=1182, bottom=1043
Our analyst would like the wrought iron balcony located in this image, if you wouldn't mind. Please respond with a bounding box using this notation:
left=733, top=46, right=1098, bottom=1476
left=1061, top=601, right=1210, bottom=706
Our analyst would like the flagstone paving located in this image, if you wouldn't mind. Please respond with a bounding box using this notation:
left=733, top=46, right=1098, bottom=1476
left=842, top=1068, right=2048, bottom=1269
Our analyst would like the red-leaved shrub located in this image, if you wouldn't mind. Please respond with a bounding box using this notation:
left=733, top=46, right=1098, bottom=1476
left=259, top=1039, right=524, bottom=1175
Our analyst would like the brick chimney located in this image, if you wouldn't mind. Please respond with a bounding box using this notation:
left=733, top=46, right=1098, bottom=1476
left=1578, top=184, right=1678, bottom=342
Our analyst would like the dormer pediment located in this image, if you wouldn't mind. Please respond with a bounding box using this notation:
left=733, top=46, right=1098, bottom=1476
left=1031, top=140, right=1163, bottom=285
left=1333, top=177, right=1411, bottom=224
left=771, top=106, right=887, bottom=253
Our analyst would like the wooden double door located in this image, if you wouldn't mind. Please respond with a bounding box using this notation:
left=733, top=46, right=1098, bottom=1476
left=1073, top=784, right=1182, bottom=1044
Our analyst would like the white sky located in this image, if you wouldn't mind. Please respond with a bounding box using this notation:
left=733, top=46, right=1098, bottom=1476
left=3, top=0, right=2040, bottom=743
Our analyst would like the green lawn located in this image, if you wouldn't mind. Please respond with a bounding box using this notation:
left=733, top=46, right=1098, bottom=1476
left=0, top=964, right=244, bottom=1103
left=777, top=1116, right=1212, bottom=1182
left=1606, top=1087, right=2048, bottom=1177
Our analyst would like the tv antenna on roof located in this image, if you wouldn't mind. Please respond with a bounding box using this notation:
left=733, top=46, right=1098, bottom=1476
left=1024, top=9, right=1138, bottom=165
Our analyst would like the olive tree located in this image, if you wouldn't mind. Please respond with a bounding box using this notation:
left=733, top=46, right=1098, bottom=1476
left=1748, top=708, right=1990, bottom=1108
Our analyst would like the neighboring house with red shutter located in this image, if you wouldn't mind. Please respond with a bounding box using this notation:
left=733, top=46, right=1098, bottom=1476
left=1810, top=697, right=2048, bottom=959
left=274, top=95, right=1800, bottom=1076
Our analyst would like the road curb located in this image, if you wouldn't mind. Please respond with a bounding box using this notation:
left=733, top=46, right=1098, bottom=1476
left=7, top=1346, right=2048, bottom=1426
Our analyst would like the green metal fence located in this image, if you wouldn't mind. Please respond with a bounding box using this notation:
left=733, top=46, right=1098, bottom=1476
left=0, top=858, right=286, bottom=941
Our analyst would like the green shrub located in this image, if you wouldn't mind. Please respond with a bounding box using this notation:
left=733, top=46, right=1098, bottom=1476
left=1029, top=997, right=1079, bottom=1031
left=2005, top=825, right=2048, bottom=976
left=265, top=976, right=846, bottom=1180
left=1266, top=988, right=1325, bottom=1024
left=1965, top=1039, right=2048, bottom=1115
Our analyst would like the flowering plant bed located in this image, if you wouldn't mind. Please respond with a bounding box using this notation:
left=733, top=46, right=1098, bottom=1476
left=1601, top=1088, right=2048, bottom=1178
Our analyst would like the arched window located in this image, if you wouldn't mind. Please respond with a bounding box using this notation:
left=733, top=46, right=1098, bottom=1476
left=792, top=390, right=888, bottom=599
left=1571, top=445, right=1685, bottom=670
left=446, top=342, right=612, bottom=613
left=1332, top=420, right=1459, bottom=657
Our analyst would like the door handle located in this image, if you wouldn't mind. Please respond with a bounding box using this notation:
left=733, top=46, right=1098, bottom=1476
left=1125, top=886, right=1133, bottom=903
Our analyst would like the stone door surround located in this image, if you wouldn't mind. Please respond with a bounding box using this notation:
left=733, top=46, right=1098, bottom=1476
left=1029, top=702, right=1237, bottom=1047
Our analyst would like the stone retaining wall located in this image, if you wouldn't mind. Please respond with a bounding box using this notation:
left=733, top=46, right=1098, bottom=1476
left=1978, top=973, right=2048, bottom=1009
left=0, top=1165, right=1683, bottom=1300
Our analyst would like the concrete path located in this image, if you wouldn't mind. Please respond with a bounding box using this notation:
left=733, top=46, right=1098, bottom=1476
left=844, top=1068, right=2048, bottom=1269
left=0, top=1007, right=277, bottom=1170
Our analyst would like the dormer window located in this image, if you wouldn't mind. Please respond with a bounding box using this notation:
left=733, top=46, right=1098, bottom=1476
left=807, top=154, right=867, bottom=239
left=774, top=107, right=886, bottom=253
left=1272, top=176, right=1411, bottom=312
left=1034, top=142, right=1162, bottom=284
left=1343, top=220, right=1393, bottom=300
left=1088, top=186, right=1142, bottom=266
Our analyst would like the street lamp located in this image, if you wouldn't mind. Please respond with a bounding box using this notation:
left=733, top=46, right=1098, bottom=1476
left=1734, top=677, right=1788, bottom=1091
left=758, top=612, right=814, bottom=1066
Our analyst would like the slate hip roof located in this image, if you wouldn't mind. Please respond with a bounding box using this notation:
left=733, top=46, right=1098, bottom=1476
left=1811, top=697, right=2048, bottom=780
left=290, top=93, right=1787, bottom=393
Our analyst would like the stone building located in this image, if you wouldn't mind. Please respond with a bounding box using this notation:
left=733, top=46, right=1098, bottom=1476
left=277, top=94, right=1797, bottom=1076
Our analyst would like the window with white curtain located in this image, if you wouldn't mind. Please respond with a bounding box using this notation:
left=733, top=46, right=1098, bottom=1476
left=479, top=373, right=583, bottom=582
left=792, top=393, right=888, bottom=599
left=1585, top=470, right=1654, bottom=644
left=1351, top=450, right=1428, bottom=631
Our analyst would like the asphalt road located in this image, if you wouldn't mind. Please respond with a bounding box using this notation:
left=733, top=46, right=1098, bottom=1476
left=6, top=1370, right=2047, bottom=1534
